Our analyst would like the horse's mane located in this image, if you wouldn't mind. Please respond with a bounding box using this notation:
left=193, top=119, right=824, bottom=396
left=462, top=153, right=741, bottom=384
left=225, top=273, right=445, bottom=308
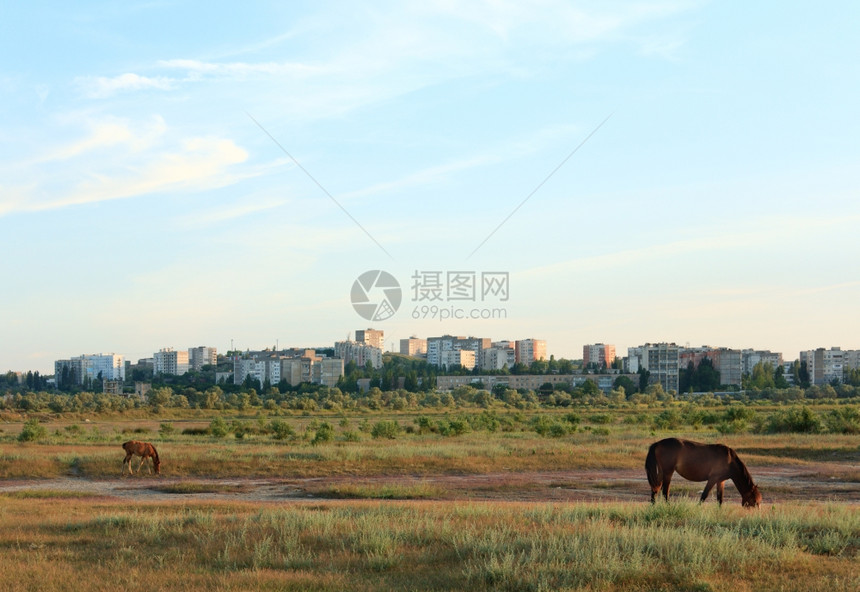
left=729, top=449, right=756, bottom=492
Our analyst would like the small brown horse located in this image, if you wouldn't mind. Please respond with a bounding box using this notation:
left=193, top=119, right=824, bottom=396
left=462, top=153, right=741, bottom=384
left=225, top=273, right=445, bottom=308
left=646, top=438, right=761, bottom=507
left=122, top=440, right=160, bottom=476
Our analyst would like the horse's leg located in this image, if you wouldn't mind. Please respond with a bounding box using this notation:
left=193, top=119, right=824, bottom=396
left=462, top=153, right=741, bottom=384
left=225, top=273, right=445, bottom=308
left=701, top=478, right=718, bottom=503
left=661, top=471, right=673, bottom=502
left=136, top=456, right=146, bottom=474
left=716, top=481, right=724, bottom=505
left=123, top=454, right=133, bottom=475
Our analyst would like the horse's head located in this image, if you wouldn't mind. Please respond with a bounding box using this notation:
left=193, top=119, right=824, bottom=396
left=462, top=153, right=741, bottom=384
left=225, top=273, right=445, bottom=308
left=153, top=457, right=161, bottom=475
left=742, top=484, right=761, bottom=508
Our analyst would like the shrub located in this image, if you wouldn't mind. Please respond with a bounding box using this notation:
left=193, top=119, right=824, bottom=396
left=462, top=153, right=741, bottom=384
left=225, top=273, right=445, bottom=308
left=311, top=422, right=335, bottom=445
left=371, top=420, right=401, bottom=439
left=182, top=427, right=209, bottom=436
left=209, top=416, right=230, bottom=438
left=563, top=412, right=581, bottom=425
left=588, top=413, right=613, bottom=425
left=763, top=406, right=822, bottom=433
left=824, top=407, right=860, bottom=434
left=18, top=418, right=47, bottom=442
left=652, top=409, right=682, bottom=430
left=441, top=418, right=471, bottom=437
left=530, top=415, right=568, bottom=437
left=269, top=419, right=296, bottom=440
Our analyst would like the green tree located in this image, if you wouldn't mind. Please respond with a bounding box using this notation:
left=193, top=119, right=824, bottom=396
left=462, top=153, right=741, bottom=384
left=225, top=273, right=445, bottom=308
left=613, top=375, right=637, bottom=396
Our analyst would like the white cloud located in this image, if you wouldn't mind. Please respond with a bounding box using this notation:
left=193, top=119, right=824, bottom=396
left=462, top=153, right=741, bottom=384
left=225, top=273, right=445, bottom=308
left=0, top=116, right=250, bottom=216
left=34, top=115, right=167, bottom=162
left=33, top=136, right=248, bottom=211
left=78, top=72, right=174, bottom=98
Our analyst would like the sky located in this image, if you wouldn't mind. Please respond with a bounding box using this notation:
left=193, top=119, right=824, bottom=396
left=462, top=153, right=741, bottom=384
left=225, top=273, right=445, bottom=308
left=2, top=1, right=859, bottom=374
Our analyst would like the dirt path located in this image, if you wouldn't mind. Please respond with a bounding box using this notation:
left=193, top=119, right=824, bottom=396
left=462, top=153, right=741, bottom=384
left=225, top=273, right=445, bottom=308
left=1, top=466, right=857, bottom=504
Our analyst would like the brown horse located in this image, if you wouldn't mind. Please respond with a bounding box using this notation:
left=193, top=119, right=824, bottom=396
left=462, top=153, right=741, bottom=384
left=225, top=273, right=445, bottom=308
left=122, top=440, right=160, bottom=476
left=645, top=438, right=761, bottom=507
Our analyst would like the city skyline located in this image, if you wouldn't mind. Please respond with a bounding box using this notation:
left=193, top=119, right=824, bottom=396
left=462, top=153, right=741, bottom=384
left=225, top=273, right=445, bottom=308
left=12, top=331, right=857, bottom=376
left=2, top=2, right=859, bottom=375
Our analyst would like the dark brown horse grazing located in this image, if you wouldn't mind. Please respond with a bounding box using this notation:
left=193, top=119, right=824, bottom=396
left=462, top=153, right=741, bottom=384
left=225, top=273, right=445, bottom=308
left=645, top=438, right=761, bottom=507
left=122, top=440, right=160, bottom=476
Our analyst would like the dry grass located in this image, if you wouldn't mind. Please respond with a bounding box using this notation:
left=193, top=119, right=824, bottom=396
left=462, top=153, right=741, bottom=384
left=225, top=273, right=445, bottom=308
left=0, top=411, right=858, bottom=590
left=1, top=428, right=858, bottom=481
left=0, top=496, right=856, bottom=591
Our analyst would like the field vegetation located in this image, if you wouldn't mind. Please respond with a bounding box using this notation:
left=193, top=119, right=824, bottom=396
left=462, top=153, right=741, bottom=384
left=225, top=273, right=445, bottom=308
left=0, top=381, right=858, bottom=590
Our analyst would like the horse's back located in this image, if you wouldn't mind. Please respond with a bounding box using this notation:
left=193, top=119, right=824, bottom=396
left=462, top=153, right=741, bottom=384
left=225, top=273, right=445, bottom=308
left=122, top=440, right=153, bottom=455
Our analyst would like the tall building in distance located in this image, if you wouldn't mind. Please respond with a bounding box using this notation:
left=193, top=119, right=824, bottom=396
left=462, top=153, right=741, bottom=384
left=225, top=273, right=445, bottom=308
left=335, top=340, right=383, bottom=369
left=800, top=347, right=857, bottom=384
left=679, top=346, right=743, bottom=387
left=55, top=353, right=125, bottom=387
left=233, top=349, right=344, bottom=387
left=583, top=344, right=616, bottom=369
left=426, top=335, right=491, bottom=367
left=742, top=349, right=784, bottom=376
left=399, top=336, right=427, bottom=357
left=188, top=346, right=217, bottom=371
left=515, top=339, right=547, bottom=365
left=355, top=329, right=384, bottom=350
left=627, top=343, right=680, bottom=393
left=153, top=348, right=190, bottom=376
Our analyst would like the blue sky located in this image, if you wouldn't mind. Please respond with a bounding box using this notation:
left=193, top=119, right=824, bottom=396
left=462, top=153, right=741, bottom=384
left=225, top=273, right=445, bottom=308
left=2, top=1, right=859, bottom=374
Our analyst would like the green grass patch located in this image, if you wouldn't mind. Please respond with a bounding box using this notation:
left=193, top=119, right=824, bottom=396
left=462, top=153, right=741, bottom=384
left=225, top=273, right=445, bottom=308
left=148, top=482, right=256, bottom=495
left=313, top=482, right=446, bottom=500
left=1, top=489, right=94, bottom=499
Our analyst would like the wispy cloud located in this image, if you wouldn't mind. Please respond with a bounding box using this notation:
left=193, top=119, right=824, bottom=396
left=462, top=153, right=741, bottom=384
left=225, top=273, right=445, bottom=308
left=0, top=116, right=251, bottom=216
left=77, top=72, right=174, bottom=98
left=341, top=122, right=583, bottom=201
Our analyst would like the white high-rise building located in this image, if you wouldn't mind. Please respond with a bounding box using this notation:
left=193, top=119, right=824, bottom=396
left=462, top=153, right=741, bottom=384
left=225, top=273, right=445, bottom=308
left=626, top=343, right=680, bottom=393
left=426, top=335, right=491, bottom=367
left=153, top=348, right=190, bottom=376
left=55, top=353, right=125, bottom=386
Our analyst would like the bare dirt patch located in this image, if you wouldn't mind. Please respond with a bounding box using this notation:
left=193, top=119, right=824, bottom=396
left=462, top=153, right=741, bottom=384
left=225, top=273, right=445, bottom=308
left=1, top=464, right=857, bottom=505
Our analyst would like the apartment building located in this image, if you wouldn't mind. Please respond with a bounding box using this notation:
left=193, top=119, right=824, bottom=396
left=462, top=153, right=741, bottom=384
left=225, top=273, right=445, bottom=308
left=741, top=349, right=784, bottom=376
left=313, top=358, right=345, bottom=388
left=188, top=346, right=217, bottom=371
left=334, top=340, right=383, bottom=369
left=153, top=348, right=190, bottom=376
left=355, top=329, right=384, bottom=350
left=800, top=347, right=857, bottom=384
left=234, top=349, right=344, bottom=387
left=678, top=346, right=743, bottom=387
left=439, top=349, right=476, bottom=370
left=426, top=335, right=491, bottom=367
left=515, top=339, right=547, bottom=364
left=55, top=353, right=125, bottom=386
left=399, top=337, right=427, bottom=357
left=583, top=343, right=616, bottom=369
left=627, top=343, right=680, bottom=393
left=481, top=347, right=511, bottom=371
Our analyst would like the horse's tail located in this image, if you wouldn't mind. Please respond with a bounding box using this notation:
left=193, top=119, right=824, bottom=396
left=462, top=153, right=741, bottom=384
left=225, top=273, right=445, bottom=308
left=645, top=442, right=662, bottom=490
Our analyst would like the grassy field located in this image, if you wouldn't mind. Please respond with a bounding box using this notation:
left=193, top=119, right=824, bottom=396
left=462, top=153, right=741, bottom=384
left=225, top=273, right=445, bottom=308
left=0, top=496, right=857, bottom=591
left=0, top=408, right=858, bottom=590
